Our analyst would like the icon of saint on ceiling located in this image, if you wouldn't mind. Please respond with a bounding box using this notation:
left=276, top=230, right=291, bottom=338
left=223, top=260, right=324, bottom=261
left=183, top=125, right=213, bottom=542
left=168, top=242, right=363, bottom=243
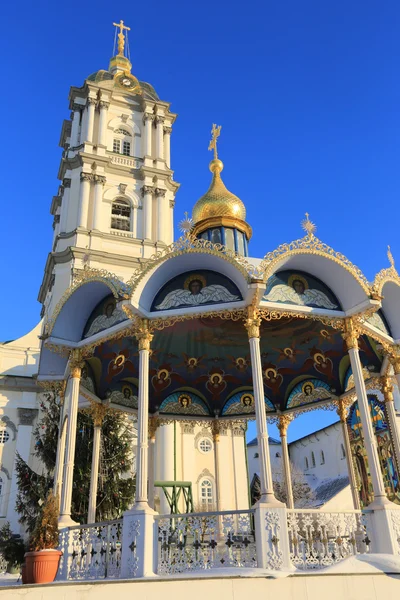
left=287, top=380, right=332, bottom=409
left=224, top=392, right=254, bottom=415
left=80, top=365, right=95, bottom=393
left=104, top=385, right=138, bottom=409
left=154, top=274, right=240, bottom=311
left=159, top=392, right=209, bottom=415
left=84, top=299, right=126, bottom=338
left=264, top=274, right=338, bottom=310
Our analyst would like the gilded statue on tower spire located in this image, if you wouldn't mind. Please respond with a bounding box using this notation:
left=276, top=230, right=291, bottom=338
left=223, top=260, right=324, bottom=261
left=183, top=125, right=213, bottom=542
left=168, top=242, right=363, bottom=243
left=113, top=19, right=131, bottom=56
left=208, top=124, right=222, bottom=160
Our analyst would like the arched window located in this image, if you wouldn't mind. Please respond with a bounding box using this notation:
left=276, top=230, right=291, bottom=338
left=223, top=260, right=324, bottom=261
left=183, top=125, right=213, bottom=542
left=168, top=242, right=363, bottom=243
left=112, top=128, right=132, bottom=156
left=305, top=457, right=309, bottom=470
left=199, top=438, right=212, bottom=454
left=311, top=451, right=316, bottom=468
left=0, top=429, right=10, bottom=444
left=111, top=198, right=131, bottom=231
left=340, top=444, right=346, bottom=459
left=200, top=479, right=213, bottom=507
left=320, top=450, right=325, bottom=465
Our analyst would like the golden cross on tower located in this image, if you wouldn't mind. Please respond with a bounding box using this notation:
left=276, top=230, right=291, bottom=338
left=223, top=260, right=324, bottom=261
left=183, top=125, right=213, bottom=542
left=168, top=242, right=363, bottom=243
left=113, top=19, right=131, bottom=56
left=208, top=123, right=222, bottom=160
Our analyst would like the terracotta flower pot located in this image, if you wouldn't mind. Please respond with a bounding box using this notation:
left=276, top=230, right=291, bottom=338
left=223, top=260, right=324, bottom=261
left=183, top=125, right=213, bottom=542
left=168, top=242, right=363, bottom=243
left=24, top=550, right=62, bottom=584
left=21, top=563, right=29, bottom=585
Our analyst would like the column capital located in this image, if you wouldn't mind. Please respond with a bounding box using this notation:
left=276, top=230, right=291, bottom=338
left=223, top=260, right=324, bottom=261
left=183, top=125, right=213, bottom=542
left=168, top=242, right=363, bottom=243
left=72, top=103, right=83, bottom=113
left=87, top=97, right=97, bottom=106
left=277, top=414, right=293, bottom=436
left=143, top=113, right=155, bottom=123
left=69, top=349, right=84, bottom=378
left=380, top=375, right=394, bottom=403
left=342, top=318, right=361, bottom=350
left=87, top=400, right=109, bottom=427
left=336, top=398, right=352, bottom=422
left=141, top=185, right=155, bottom=197
left=135, top=320, right=153, bottom=351
left=244, top=305, right=261, bottom=339
left=148, top=416, right=160, bottom=440
left=98, top=100, right=110, bottom=109
left=155, top=188, right=166, bottom=197
left=80, top=172, right=94, bottom=183
left=211, top=420, right=223, bottom=442
left=163, top=126, right=172, bottom=135
left=62, top=177, right=71, bottom=188
left=154, top=115, right=165, bottom=125
left=94, top=174, right=106, bottom=185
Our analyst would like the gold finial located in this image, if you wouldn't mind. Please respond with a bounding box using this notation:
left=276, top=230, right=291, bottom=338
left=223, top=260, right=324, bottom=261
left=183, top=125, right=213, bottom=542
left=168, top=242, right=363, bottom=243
left=208, top=124, right=222, bottom=160
left=388, top=245, right=395, bottom=268
left=113, top=19, right=131, bottom=56
left=179, top=211, right=193, bottom=234
left=301, top=212, right=317, bottom=236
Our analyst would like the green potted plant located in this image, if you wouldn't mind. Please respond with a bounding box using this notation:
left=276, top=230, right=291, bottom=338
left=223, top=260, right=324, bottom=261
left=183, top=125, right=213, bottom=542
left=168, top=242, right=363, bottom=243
left=24, top=491, right=62, bottom=584
left=0, top=523, right=26, bottom=574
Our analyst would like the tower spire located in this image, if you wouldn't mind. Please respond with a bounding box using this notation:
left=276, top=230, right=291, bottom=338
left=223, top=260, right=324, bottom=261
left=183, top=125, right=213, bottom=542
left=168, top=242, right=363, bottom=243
left=112, top=19, right=131, bottom=57
left=208, top=124, right=222, bottom=160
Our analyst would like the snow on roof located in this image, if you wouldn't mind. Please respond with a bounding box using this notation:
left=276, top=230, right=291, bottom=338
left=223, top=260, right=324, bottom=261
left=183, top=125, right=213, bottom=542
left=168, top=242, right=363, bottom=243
left=247, top=436, right=280, bottom=446
left=296, top=475, right=350, bottom=508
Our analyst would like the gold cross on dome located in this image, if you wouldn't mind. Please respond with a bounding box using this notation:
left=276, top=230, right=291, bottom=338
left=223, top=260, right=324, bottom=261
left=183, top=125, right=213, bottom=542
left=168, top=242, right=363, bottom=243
left=208, top=123, right=222, bottom=160
left=301, top=212, right=317, bottom=236
left=113, top=20, right=131, bottom=56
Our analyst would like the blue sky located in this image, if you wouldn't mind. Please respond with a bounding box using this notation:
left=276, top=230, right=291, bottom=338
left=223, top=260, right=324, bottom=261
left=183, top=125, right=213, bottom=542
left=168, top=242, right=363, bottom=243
left=1, top=1, right=399, bottom=441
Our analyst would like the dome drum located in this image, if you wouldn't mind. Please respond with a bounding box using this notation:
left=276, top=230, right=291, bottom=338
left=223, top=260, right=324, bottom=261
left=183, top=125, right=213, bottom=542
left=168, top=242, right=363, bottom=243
left=192, top=216, right=251, bottom=256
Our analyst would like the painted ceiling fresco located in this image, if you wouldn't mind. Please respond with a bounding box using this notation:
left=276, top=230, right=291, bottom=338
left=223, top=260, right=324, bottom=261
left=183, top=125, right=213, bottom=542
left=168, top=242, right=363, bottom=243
left=84, top=315, right=383, bottom=415
left=83, top=294, right=128, bottom=338
left=263, top=270, right=342, bottom=310
left=151, top=270, right=242, bottom=311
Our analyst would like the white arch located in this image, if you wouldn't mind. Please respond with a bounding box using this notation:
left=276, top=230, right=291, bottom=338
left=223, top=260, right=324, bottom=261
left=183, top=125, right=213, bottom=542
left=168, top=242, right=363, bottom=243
left=380, top=280, right=400, bottom=339
left=263, top=253, right=370, bottom=312
left=107, top=116, right=140, bottom=136
left=131, top=251, right=251, bottom=314
left=103, top=186, right=141, bottom=208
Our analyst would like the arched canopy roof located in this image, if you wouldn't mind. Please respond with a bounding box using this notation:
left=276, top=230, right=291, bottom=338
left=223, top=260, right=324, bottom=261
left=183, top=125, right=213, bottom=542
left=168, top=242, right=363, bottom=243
left=130, top=249, right=252, bottom=314
left=260, top=234, right=371, bottom=312
left=375, top=276, right=400, bottom=339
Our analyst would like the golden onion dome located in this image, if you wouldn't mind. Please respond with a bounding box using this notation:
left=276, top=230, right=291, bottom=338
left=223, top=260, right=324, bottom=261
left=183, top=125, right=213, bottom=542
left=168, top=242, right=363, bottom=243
left=192, top=159, right=246, bottom=224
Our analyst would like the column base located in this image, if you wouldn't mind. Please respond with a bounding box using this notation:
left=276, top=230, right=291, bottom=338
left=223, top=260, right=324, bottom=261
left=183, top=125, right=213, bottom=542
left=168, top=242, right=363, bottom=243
left=365, top=503, right=400, bottom=554
left=254, top=493, right=285, bottom=508
left=367, top=495, right=399, bottom=510
left=58, top=515, right=79, bottom=528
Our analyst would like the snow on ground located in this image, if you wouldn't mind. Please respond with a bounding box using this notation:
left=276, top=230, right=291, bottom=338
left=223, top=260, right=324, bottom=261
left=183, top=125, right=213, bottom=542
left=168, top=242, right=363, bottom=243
left=0, top=573, right=21, bottom=586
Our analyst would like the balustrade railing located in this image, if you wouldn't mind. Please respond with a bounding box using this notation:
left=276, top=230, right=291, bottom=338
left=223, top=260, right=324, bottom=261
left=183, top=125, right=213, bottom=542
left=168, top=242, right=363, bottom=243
left=287, top=509, right=370, bottom=570
left=58, top=519, right=123, bottom=580
left=156, top=509, right=256, bottom=574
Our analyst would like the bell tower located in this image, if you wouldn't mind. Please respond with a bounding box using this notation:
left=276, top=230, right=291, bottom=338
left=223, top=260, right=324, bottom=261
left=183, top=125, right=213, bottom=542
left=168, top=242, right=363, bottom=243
left=39, top=21, right=180, bottom=317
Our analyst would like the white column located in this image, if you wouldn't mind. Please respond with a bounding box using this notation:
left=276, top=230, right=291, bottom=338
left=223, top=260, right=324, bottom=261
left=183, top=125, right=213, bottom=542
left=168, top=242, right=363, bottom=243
left=70, top=106, right=81, bottom=147
left=87, top=407, right=105, bottom=524
left=83, top=98, right=96, bottom=143
left=381, top=376, right=400, bottom=475
left=98, top=101, right=109, bottom=147
left=157, top=423, right=175, bottom=514
left=155, top=188, right=167, bottom=243
left=59, top=355, right=82, bottom=527
left=6, top=408, right=38, bottom=532
left=77, top=173, right=92, bottom=229
left=392, top=359, right=400, bottom=411
left=337, top=400, right=361, bottom=510
left=163, top=126, right=172, bottom=168
left=148, top=418, right=158, bottom=510
left=134, top=330, right=153, bottom=507
left=143, top=114, right=153, bottom=157
left=92, top=176, right=105, bottom=230
left=212, top=423, right=222, bottom=512
left=155, top=116, right=164, bottom=160
left=59, top=178, right=71, bottom=233
left=142, top=185, right=154, bottom=241
left=246, top=313, right=281, bottom=506
left=277, top=416, right=294, bottom=509
left=343, top=322, right=389, bottom=507
left=53, top=383, right=68, bottom=505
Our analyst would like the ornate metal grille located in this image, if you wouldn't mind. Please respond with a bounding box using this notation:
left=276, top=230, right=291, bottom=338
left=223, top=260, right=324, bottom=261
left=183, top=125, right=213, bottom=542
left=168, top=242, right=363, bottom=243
left=287, top=510, right=370, bottom=570
left=60, top=519, right=123, bottom=580
left=156, top=510, right=257, bottom=574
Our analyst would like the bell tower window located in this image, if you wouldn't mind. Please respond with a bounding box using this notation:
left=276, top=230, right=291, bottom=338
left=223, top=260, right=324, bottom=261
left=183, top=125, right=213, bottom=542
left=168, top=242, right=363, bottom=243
left=111, top=198, right=131, bottom=231
left=112, top=128, right=132, bottom=156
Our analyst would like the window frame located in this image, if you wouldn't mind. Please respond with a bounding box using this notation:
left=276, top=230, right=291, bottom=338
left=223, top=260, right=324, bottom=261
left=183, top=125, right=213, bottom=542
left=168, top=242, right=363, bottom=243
left=198, top=438, right=213, bottom=454
left=111, top=197, right=132, bottom=232
left=199, top=478, right=214, bottom=507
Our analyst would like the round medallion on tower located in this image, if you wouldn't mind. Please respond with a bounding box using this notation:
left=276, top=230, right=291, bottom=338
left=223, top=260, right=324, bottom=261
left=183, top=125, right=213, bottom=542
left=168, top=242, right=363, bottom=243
left=191, top=125, right=252, bottom=255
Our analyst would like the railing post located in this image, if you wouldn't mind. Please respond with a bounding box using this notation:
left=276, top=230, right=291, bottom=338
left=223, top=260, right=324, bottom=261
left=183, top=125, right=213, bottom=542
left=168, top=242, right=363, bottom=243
left=254, top=506, right=293, bottom=571
left=120, top=509, right=157, bottom=578
left=363, top=508, right=400, bottom=554
left=57, top=526, right=72, bottom=580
